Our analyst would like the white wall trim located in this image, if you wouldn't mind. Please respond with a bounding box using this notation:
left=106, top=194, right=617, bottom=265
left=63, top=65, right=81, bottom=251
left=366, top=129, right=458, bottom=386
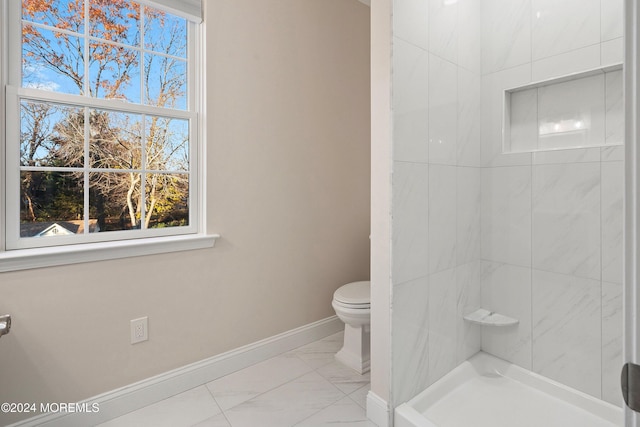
left=8, top=316, right=343, bottom=427
left=367, top=390, right=391, bottom=427
left=0, top=234, right=219, bottom=273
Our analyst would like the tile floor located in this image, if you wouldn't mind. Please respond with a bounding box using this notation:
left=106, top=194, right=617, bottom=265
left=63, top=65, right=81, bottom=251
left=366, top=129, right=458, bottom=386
left=97, top=332, right=377, bottom=427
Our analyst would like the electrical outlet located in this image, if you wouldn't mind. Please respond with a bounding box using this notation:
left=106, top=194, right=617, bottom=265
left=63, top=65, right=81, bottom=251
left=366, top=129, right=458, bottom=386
left=130, top=317, right=148, bottom=344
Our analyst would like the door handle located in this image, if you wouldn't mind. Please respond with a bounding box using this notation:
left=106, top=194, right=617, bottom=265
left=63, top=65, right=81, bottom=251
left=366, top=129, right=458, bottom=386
left=622, top=362, right=640, bottom=412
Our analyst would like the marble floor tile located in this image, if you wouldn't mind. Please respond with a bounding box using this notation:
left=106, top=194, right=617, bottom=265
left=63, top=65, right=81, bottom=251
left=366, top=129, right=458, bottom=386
left=97, top=334, right=382, bottom=427
left=286, top=331, right=345, bottom=369
left=97, top=386, right=221, bottom=427
left=223, top=371, right=345, bottom=427
left=191, top=413, right=231, bottom=427
left=348, top=384, right=370, bottom=409
left=205, top=353, right=314, bottom=411
left=294, top=396, right=377, bottom=426
left=315, top=360, right=371, bottom=394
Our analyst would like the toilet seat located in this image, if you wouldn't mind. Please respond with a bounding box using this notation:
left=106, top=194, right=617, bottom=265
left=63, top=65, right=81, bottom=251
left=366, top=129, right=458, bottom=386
left=333, top=281, right=370, bottom=305
left=332, top=299, right=370, bottom=309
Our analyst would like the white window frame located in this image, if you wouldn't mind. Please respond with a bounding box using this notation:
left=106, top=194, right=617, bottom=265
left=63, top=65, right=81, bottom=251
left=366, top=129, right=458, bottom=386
left=0, top=0, right=217, bottom=271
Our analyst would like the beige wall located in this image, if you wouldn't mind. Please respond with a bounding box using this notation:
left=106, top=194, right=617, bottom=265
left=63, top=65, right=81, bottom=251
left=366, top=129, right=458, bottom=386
left=0, top=1, right=370, bottom=424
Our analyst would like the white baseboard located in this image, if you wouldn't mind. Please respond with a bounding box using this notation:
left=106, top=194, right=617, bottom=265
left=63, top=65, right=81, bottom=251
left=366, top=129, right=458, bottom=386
left=8, top=316, right=343, bottom=427
left=367, top=390, right=391, bottom=427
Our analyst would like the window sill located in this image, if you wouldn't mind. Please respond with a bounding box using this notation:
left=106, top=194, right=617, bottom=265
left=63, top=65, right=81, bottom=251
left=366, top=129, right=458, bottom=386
left=0, top=234, right=220, bottom=272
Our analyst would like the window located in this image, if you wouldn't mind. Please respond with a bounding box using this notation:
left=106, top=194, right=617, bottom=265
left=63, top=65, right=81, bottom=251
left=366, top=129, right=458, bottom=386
left=2, top=0, right=205, bottom=253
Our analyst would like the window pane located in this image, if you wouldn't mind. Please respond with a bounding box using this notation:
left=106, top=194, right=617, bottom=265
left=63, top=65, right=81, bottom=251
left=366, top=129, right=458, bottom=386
left=89, top=172, right=141, bottom=232
left=23, top=24, right=85, bottom=95
left=16, top=2, right=195, bottom=248
left=21, top=100, right=84, bottom=167
left=89, top=109, right=141, bottom=169
left=22, top=0, right=85, bottom=34
left=144, top=53, right=187, bottom=110
left=20, top=171, right=84, bottom=237
left=144, top=6, right=187, bottom=58
left=145, top=116, right=189, bottom=171
left=89, top=0, right=140, bottom=47
left=145, top=173, right=189, bottom=229
left=89, top=41, right=140, bottom=102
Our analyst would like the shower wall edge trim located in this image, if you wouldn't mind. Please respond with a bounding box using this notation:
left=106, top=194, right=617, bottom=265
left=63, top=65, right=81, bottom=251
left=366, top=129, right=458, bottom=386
left=624, top=0, right=638, bottom=425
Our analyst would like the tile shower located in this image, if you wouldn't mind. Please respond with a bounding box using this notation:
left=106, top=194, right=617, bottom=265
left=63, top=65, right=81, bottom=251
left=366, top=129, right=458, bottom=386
left=390, top=0, right=624, bottom=413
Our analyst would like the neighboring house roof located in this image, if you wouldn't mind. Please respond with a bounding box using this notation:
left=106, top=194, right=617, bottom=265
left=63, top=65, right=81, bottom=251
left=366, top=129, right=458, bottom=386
left=20, top=220, right=100, bottom=237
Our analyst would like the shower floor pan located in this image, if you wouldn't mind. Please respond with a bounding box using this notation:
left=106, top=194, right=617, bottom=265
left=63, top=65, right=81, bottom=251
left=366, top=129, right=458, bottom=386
left=395, top=352, right=623, bottom=427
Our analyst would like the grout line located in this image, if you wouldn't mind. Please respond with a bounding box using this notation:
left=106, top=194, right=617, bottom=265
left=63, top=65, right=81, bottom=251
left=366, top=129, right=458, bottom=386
left=530, top=0, right=534, bottom=67
left=489, top=159, right=604, bottom=169
left=219, top=411, right=233, bottom=427
left=290, top=391, right=350, bottom=427
left=392, top=34, right=428, bottom=54
left=202, top=352, right=330, bottom=414
left=206, top=340, right=363, bottom=426
left=212, top=398, right=234, bottom=427
left=530, top=150, right=534, bottom=372
left=346, top=384, right=370, bottom=409
left=600, top=129, right=605, bottom=399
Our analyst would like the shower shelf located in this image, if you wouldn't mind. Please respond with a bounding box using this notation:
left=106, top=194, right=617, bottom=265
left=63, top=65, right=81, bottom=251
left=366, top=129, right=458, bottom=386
left=502, top=62, right=623, bottom=153
left=463, top=309, right=518, bottom=327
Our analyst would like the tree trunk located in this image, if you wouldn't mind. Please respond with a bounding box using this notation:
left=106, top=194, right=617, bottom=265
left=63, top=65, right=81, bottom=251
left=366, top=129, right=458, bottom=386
left=145, top=197, right=156, bottom=229
left=23, top=172, right=37, bottom=222
left=24, top=192, right=36, bottom=222
left=126, top=173, right=140, bottom=228
left=145, top=177, right=157, bottom=229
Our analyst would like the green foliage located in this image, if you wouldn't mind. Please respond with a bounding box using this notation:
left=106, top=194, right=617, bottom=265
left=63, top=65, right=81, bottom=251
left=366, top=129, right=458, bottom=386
left=20, top=171, right=83, bottom=222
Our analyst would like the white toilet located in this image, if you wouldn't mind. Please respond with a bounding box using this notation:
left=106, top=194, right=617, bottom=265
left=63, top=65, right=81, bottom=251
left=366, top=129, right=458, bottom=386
left=331, top=280, right=371, bottom=374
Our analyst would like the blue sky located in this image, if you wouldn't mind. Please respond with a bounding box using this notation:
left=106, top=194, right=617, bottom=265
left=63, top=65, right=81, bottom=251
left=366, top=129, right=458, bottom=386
left=22, top=0, right=187, bottom=109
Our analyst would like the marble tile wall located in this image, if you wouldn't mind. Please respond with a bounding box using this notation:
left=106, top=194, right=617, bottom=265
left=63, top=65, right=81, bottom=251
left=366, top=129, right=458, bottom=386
left=390, top=0, right=624, bottom=409
left=391, top=0, right=483, bottom=407
left=481, top=0, right=624, bottom=168
left=479, top=0, right=624, bottom=406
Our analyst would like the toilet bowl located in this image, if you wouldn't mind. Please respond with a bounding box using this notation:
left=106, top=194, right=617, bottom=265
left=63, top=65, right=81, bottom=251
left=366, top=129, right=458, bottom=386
left=331, top=281, right=371, bottom=374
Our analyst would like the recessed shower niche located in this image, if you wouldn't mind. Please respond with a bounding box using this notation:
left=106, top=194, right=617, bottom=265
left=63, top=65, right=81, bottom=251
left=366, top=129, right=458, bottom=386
left=503, top=64, right=623, bottom=153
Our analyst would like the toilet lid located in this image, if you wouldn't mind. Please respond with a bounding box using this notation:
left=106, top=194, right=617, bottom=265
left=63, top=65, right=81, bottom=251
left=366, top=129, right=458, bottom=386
left=334, top=281, right=370, bottom=305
